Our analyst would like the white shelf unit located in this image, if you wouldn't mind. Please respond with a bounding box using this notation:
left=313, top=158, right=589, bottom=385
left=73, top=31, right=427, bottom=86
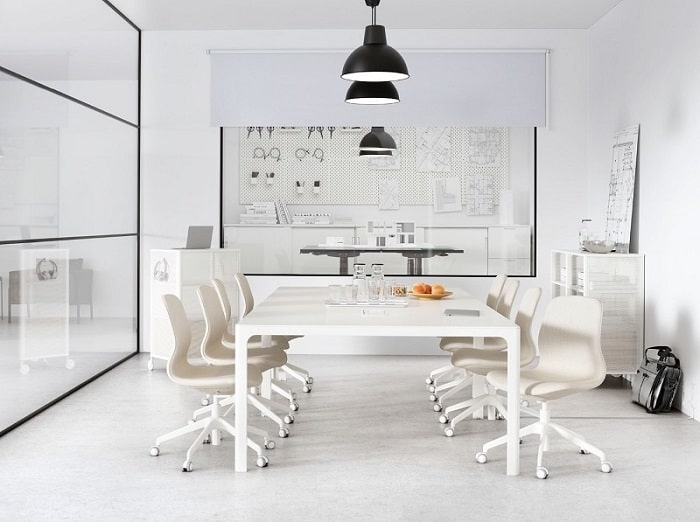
left=551, top=250, right=644, bottom=375
left=148, top=248, right=240, bottom=370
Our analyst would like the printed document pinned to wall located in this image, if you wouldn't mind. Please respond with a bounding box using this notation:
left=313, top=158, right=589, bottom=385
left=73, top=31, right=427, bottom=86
left=432, top=177, right=462, bottom=213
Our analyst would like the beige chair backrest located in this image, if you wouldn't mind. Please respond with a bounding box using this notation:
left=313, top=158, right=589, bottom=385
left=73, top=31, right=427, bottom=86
left=496, top=278, right=520, bottom=319
left=234, top=273, right=255, bottom=318
left=536, top=296, right=606, bottom=388
left=514, top=287, right=542, bottom=366
left=161, top=294, right=193, bottom=385
left=211, top=278, right=232, bottom=323
left=486, top=274, right=507, bottom=310
left=197, top=284, right=234, bottom=363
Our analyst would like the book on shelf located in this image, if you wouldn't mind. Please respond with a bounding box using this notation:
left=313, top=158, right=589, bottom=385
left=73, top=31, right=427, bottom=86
left=240, top=201, right=278, bottom=224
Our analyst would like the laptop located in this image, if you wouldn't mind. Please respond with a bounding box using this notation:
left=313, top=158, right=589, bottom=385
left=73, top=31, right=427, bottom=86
left=182, top=225, right=213, bottom=249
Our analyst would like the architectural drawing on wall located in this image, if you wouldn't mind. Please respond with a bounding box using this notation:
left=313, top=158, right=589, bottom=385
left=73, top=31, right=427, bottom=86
left=463, top=171, right=495, bottom=216
left=416, top=127, right=451, bottom=172
left=605, top=124, right=639, bottom=254
left=466, top=127, right=503, bottom=166
left=378, top=179, right=400, bottom=210
left=432, top=177, right=462, bottom=213
left=368, top=129, right=401, bottom=170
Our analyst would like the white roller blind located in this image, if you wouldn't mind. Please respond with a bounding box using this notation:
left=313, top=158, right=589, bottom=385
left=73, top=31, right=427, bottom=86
left=210, top=50, right=547, bottom=127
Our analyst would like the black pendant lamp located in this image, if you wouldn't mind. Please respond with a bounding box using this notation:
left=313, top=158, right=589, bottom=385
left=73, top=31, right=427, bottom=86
left=359, top=126, right=397, bottom=151
left=360, top=149, right=393, bottom=158
left=341, top=0, right=409, bottom=83
left=345, top=81, right=399, bottom=105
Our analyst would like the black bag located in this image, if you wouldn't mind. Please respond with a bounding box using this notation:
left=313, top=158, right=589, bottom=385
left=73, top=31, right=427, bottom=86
left=632, top=346, right=682, bottom=413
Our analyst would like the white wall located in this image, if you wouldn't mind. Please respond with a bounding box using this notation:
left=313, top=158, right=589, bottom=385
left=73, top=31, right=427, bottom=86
left=140, top=28, right=589, bottom=355
left=588, top=0, right=700, bottom=419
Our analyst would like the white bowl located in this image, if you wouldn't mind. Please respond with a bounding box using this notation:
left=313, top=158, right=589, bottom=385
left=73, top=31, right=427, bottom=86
left=582, top=240, right=616, bottom=254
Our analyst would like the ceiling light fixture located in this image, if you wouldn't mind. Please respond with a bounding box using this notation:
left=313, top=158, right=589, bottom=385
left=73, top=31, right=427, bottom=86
left=359, top=149, right=393, bottom=158
left=345, top=81, right=400, bottom=105
left=341, top=0, right=409, bottom=83
left=359, top=126, right=397, bottom=152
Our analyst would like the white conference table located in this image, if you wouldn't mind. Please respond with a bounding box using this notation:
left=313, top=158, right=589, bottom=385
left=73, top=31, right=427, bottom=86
left=233, top=286, right=521, bottom=475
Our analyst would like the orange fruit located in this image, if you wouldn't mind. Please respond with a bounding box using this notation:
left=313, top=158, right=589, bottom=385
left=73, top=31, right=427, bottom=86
left=412, top=282, right=427, bottom=294
left=424, top=283, right=432, bottom=294
left=432, top=284, right=445, bottom=295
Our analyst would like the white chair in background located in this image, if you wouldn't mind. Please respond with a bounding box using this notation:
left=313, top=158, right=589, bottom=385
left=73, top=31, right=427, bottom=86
left=476, top=295, right=612, bottom=479
left=149, top=294, right=269, bottom=471
left=197, top=284, right=295, bottom=438
left=439, top=287, right=541, bottom=437
left=426, top=274, right=507, bottom=395
left=234, top=273, right=314, bottom=393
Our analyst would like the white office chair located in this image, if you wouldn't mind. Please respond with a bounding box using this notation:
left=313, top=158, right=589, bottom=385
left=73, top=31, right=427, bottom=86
left=439, top=287, right=541, bottom=436
left=476, top=295, right=612, bottom=479
left=430, top=277, right=519, bottom=409
left=212, top=277, right=301, bottom=409
left=197, top=284, right=295, bottom=437
left=149, top=294, right=269, bottom=471
left=234, top=273, right=314, bottom=393
left=426, top=274, right=508, bottom=399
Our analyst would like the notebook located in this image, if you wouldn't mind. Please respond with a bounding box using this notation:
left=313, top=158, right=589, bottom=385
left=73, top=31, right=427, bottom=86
left=183, top=226, right=213, bottom=249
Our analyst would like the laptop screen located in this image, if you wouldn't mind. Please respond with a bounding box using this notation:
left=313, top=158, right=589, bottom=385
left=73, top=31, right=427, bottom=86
left=184, top=226, right=213, bottom=249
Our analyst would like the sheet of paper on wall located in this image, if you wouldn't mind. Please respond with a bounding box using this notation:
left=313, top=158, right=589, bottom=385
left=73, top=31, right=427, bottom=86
left=433, top=177, right=462, bottom=213
left=416, top=127, right=452, bottom=172
left=378, top=179, right=400, bottom=210
left=605, top=124, right=639, bottom=254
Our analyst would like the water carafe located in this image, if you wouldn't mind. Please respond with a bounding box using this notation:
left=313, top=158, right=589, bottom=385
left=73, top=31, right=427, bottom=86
left=368, top=263, right=385, bottom=302
left=353, top=263, right=369, bottom=303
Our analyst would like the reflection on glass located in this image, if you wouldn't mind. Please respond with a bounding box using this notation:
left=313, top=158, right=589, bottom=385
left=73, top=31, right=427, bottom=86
left=0, top=237, right=137, bottom=431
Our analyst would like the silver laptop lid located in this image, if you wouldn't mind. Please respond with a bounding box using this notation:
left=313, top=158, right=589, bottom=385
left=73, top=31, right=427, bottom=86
left=185, top=226, right=213, bottom=249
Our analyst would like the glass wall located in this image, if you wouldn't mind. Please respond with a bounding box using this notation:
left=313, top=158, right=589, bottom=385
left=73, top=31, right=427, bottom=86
left=0, top=0, right=139, bottom=435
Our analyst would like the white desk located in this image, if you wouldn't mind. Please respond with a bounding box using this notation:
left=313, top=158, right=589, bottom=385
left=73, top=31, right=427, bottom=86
left=234, top=286, right=521, bottom=475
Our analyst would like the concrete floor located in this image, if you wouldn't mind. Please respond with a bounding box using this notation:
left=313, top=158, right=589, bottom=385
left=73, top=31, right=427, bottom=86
left=1, top=353, right=700, bottom=521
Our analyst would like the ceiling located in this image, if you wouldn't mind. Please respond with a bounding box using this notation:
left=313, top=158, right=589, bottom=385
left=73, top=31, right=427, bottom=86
left=108, top=0, right=625, bottom=31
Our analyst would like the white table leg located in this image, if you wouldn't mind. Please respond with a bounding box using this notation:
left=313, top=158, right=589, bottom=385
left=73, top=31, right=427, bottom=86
left=234, top=324, right=250, bottom=472
left=505, top=327, right=520, bottom=476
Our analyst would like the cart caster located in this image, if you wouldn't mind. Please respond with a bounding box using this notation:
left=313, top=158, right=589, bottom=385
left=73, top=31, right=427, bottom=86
left=147, top=359, right=154, bottom=371
left=290, top=401, right=300, bottom=412
left=601, top=461, right=613, bottom=473
left=536, top=466, right=549, bottom=479
left=278, top=428, right=289, bottom=438
left=428, top=394, right=438, bottom=402
left=66, top=358, right=75, bottom=370
left=475, top=452, right=488, bottom=464
left=182, top=460, right=193, bottom=472
left=302, top=384, right=312, bottom=393
left=264, top=440, right=276, bottom=450
left=433, top=403, right=443, bottom=413
left=150, top=446, right=160, bottom=457
left=256, top=456, right=269, bottom=468
left=283, top=414, right=295, bottom=425
left=444, top=427, right=454, bottom=437
left=20, top=364, right=30, bottom=375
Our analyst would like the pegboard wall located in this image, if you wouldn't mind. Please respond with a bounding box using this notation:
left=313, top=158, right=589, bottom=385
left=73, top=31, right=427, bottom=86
left=238, top=126, right=509, bottom=215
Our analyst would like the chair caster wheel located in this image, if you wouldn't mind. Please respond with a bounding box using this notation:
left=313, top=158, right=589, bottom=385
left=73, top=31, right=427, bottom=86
left=256, top=456, right=269, bottom=468
left=425, top=377, right=434, bottom=386
left=278, top=428, right=289, bottom=438
left=150, top=446, right=160, bottom=457
left=428, top=394, right=438, bottom=402
left=579, top=448, right=590, bottom=455
left=536, top=467, right=549, bottom=479
left=283, top=414, right=294, bottom=424
left=182, top=460, right=193, bottom=472
left=290, top=401, right=300, bottom=412
left=444, top=427, right=454, bottom=437
left=201, top=397, right=210, bottom=406
left=302, top=384, right=312, bottom=393
left=264, top=440, right=276, bottom=450
left=306, top=377, right=314, bottom=385
left=438, top=414, right=448, bottom=424
left=433, top=403, right=443, bottom=412
left=427, top=384, right=436, bottom=393
left=601, top=461, right=613, bottom=473
left=475, top=452, right=487, bottom=464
